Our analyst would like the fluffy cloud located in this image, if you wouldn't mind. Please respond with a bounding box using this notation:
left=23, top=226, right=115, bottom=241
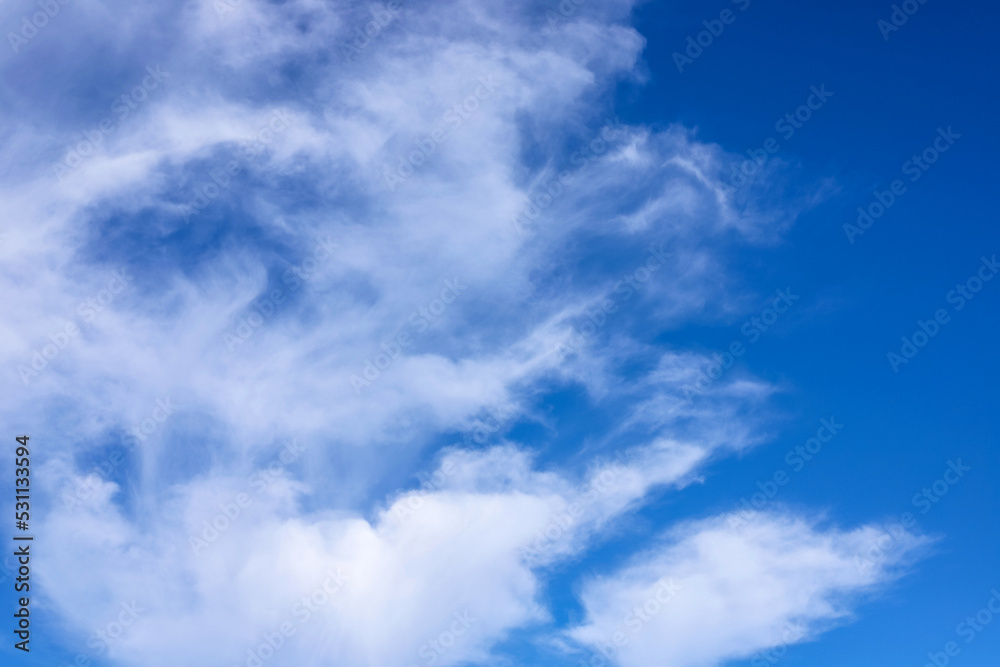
left=32, top=437, right=714, bottom=665
left=569, top=513, right=929, bottom=667
left=0, top=0, right=927, bottom=665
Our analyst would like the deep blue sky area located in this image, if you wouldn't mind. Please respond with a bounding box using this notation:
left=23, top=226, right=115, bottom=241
left=621, top=1, right=1000, bottom=665
left=1, top=0, right=998, bottom=666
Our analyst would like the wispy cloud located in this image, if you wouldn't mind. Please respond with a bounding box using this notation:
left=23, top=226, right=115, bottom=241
left=0, top=0, right=929, bottom=665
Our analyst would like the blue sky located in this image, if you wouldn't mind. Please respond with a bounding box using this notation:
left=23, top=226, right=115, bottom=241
left=1, top=0, right=998, bottom=665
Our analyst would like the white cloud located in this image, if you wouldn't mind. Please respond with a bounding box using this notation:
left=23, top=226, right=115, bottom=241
left=0, top=0, right=924, bottom=665
left=37, top=439, right=709, bottom=665
left=569, top=513, right=928, bottom=667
